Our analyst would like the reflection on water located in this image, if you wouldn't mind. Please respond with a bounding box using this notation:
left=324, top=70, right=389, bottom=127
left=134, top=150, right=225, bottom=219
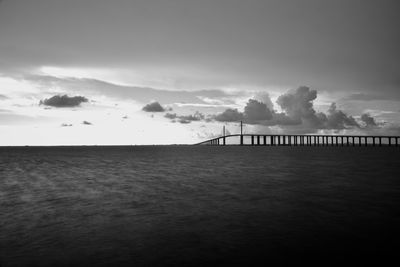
left=0, top=146, right=399, bottom=266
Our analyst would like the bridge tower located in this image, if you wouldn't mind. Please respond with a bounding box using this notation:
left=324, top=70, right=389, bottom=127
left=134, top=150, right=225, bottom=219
left=240, top=121, right=243, bottom=146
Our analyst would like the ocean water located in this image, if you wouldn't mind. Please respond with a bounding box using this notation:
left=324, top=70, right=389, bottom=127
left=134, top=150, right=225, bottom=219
left=0, top=146, right=399, bottom=266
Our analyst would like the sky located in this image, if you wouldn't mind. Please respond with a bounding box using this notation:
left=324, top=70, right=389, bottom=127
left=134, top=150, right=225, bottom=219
left=0, top=0, right=399, bottom=145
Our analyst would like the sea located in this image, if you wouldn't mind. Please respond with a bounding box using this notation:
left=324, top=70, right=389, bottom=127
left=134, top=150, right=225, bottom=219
left=0, top=146, right=399, bottom=266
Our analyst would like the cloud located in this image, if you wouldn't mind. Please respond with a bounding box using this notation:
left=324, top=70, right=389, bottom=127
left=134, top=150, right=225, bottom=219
left=360, top=113, right=377, bottom=127
left=214, top=108, right=244, bottom=122
left=61, top=123, right=72, bottom=127
left=178, top=119, right=191, bottom=124
left=0, top=94, right=8, bottom=100
left=243, top=99, right=273, bottom=122
left=40, top=94, right=88, bottom=107
left=20, top=74, right=238, bottom=105
left=165, top=111, right=205, bottom=124
left=276, top=86, right=321, bottom=127
left=324, top=103, right=359, bottom=129
left=344, top=93, right=399, bottom=102
left=142, top=101, right=166, bottom=112
left=164, top=113, right=177, bottom=119
left=210, top=86, right=379, bottom=133
left=252, top=92, right=274, bottom=110
left=178, top=111, right=205, bottom=122
left=214, top=99, right=273, bottom=124
left=82, top=121, right=92, bottom=125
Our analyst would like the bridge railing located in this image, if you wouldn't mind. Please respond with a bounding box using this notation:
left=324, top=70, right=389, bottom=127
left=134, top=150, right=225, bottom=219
left=195, top=134, right=400, bottom=146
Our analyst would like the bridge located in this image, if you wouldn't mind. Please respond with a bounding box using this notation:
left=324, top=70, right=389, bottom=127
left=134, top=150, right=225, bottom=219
left=195, top=122, right=400, bottom=146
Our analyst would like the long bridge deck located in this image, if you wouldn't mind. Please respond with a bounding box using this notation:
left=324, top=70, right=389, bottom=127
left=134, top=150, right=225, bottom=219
left=195, top=134, right=400, bottom=146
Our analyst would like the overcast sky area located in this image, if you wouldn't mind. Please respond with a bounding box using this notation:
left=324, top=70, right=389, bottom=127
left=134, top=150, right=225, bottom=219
left=1, top=0, right=399, bottom=145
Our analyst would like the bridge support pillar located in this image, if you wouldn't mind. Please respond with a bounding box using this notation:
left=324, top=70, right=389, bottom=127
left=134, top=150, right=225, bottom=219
left=379, top=137, right=382, bottom=146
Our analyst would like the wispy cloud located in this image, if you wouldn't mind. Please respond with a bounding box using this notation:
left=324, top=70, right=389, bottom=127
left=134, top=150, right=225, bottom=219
left=343, top=93, right=400, bottom=102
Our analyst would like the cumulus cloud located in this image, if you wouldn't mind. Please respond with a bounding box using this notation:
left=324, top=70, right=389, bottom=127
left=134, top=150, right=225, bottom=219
left=214, top=99, right=273, bottom=124
left=324, top=103, right=359, bottom=129
left=40, top=95, right=88, bottom=107
left=252, top=92, right=274, bottom=110
left=210, top=86, right=379, bottom=133
left=214, top=108, right=244, bottom=122
left=142, top=101, right=166, bottom=112
left=276, top=86, right=321, bottom=126
left=244, top=99, right=273, bottom=122
left=361, top=113, right=377, bottom=127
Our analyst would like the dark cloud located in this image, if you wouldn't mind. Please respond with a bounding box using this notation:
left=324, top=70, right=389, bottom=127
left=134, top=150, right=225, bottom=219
left=164, top=113, right=177, bottom=119
left=214, top=108, right=243, bottom=122
left=142, top=101, right=166, bottom=112
left=40, top=95, right=88, bottom=107
left=211, top=86, right=379, bottom=132
left=82, top=121, right=92, bottom=125
left=214, top=99, right=273, bottom=124
left=244, top=99, right=272, bottom=122
left=324, top=103, right=359, bottom=129
left=276, top=86, right=321, bottom=126
left=275, top=87, right=361, bottom=129
left=360, top=113, right=377, bottom=127
left=178, top=119, right=191, bottom=124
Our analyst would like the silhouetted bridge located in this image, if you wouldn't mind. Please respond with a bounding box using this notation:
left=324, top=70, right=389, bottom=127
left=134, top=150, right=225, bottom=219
left=195, top=134, right=400, bottom=146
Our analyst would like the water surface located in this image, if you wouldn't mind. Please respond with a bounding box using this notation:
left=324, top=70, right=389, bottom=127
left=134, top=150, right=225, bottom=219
left=1, top=146, right=399, bottom=266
